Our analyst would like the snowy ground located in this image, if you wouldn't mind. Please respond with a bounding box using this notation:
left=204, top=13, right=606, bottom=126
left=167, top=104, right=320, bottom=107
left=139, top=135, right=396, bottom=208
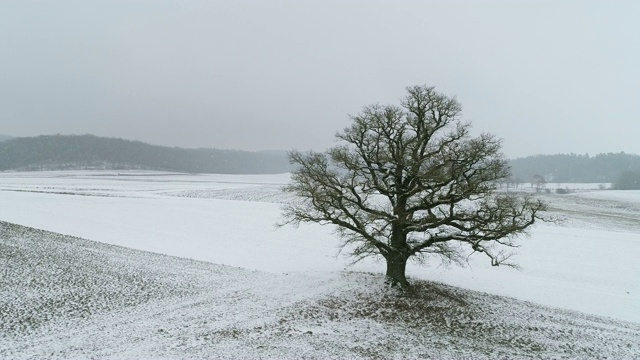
left=2, top=221, right=639, bottom=359
left=1, top=171, right=639, bottom=358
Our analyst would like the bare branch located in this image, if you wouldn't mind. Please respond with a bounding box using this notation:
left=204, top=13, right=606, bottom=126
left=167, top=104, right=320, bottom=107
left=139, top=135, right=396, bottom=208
left=281, top=84, right=547, bottom=287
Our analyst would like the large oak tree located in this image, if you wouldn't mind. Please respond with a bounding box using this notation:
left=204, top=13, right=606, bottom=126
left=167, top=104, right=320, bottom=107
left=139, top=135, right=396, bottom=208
left=282, top=85, right=546, bottom=287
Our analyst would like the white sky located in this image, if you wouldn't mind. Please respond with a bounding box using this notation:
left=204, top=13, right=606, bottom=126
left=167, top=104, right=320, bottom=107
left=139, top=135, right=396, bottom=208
left=1, top=0, right=638, bottom=157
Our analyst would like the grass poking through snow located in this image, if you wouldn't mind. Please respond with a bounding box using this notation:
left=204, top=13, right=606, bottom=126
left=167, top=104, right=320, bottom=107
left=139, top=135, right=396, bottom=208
left=1, top=221, right=639, bottom=359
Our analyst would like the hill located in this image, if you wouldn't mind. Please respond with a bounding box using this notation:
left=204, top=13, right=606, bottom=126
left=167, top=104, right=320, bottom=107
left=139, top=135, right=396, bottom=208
left=508, top=152, right=640, bottom=183
left=0, top=134, right=291, bottom=174
left=1, top=221, right=638, bottom=359
left=3, top=134, right=639, bottom=181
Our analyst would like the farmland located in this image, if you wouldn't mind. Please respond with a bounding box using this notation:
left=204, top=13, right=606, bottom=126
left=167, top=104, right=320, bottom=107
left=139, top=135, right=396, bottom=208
left=1, top=171, right=638, bottom=358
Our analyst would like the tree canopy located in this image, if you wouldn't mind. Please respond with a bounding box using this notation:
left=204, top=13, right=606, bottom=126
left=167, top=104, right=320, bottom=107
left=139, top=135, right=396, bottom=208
left=614, top=171, right=640, bottom=190
left=509, top=152, right=640, bottom=183
left=283, top=85, right=546, bottom=287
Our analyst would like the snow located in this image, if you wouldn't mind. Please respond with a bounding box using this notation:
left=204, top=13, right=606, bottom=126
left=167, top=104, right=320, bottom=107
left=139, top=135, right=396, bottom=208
left=545, top=182, right=611, bottom=190
left=0, top=172, right=640, bottom=322
left=2, top=222, right=639, bottom=358
left=575, top=189, right=640, bottom=202
left=1, top=171, right=639, bottom=358
left=0, top=171, right=638, bottom=324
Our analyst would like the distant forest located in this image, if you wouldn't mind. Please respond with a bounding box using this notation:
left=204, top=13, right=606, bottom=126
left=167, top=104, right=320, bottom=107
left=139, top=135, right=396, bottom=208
left=508, top=153, right=640, bottom=183
left=1, top=135, right=639, bottom=183
left=0, top=135, right=292, bottom=174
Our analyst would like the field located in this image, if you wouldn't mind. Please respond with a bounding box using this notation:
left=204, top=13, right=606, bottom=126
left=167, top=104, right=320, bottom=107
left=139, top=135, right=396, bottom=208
left=1, top=171, right=639, bottom=359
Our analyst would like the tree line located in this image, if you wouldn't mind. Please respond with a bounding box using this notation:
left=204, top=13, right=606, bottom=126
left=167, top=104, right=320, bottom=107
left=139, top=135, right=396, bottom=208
left=2, top=135, right=638, bottom=187
left=0, top=134, right=292, bottom=174
left=509, top=152, right=640, bottom=184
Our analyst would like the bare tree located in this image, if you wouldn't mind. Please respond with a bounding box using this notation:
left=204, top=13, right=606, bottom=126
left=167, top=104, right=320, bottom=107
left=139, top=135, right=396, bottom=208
left=514, top=176, right=523, bottom=189
left=282, top=85, right=546, bottom=287
left=531, top=174, right=546, bottom=192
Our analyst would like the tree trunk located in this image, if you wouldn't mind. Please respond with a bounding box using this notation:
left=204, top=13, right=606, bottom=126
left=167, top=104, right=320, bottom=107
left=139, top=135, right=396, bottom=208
left=385, top=253, right=410, bottom=288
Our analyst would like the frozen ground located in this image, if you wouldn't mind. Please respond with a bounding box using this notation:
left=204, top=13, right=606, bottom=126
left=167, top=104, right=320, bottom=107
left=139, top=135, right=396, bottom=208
left=1, top=221, right=639, bottom=359
left=0, top=171, right=639, bottom=358
left=538, top=190, right=640, bottom=233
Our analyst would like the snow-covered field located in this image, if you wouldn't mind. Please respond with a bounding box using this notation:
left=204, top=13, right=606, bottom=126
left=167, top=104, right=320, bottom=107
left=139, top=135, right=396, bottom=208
left=1, top=171, right=639, bottom=358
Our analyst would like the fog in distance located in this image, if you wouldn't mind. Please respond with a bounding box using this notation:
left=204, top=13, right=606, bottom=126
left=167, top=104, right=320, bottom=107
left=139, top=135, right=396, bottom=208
left=1, top=1, right=638, bottom=157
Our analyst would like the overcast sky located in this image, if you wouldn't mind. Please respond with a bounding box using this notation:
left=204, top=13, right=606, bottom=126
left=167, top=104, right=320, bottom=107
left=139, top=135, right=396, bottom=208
left=1, top=0, right=638, bottom=157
